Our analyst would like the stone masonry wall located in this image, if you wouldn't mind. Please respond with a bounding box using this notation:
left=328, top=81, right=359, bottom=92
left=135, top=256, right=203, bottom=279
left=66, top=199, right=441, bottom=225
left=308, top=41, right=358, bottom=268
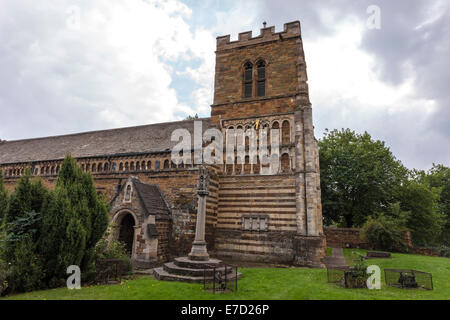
left=155, top=219, right=171, bottom=261
left=324, top=227, right=368, bottom=248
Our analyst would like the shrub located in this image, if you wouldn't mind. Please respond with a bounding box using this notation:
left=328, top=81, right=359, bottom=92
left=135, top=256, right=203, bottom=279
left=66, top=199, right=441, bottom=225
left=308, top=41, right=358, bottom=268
left=93, top=226, right=132, bottom=281
left=344, top=254, right=368, bottom=288
left=361, top=212, right=409, bottom=253
left=5, top=237, right=43, bottom=293
left=439, top=245, right=450, bottom=258
left=0, top=257, right=9, bottom=296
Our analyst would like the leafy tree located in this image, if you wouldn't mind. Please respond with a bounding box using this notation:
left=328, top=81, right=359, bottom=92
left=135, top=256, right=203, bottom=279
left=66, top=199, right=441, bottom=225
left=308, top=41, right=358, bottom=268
left=413, top=164, right=450, bottom=245
left=395, top=180, right=444, bottom=246
left=319, top=129, right=408, bottom=227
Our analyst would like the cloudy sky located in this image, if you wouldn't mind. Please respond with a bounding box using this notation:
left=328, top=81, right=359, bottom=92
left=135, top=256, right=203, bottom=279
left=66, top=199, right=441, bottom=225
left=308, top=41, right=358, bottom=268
left=0, top=0, right=448, bottom=170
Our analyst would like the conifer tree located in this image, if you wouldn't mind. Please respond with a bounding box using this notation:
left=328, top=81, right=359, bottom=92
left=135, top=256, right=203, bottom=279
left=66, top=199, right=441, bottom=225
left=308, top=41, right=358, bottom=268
left=5, top=169, right=47, bottom=226
left=5, top=172, right=33, bottom=225
left=39, top=155, right=108, bottom=284
left=2, top=170, right=47, bottom=291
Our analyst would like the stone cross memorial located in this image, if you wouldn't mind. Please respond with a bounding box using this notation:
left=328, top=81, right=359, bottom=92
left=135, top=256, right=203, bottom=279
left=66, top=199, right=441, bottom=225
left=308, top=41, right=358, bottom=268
left=188, top=166, right=210, bottom=261
left=153, top=165, right=241, bottom=282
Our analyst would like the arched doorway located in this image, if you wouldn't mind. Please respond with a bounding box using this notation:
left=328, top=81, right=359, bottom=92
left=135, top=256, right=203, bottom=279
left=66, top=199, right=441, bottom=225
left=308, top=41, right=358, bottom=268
left=118, top=214, right=135, bottom=256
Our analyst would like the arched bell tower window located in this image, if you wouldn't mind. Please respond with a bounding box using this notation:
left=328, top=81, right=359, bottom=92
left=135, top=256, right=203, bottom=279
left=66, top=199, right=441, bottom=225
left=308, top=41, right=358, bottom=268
left=243, top=62, right=253, bottom=98
left=257, top=60, right=266, bottom=97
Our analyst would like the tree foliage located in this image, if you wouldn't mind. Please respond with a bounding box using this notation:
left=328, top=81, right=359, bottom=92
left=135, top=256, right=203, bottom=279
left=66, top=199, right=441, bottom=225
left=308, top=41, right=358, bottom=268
left=0, top=172, right=8, bottom=225
left=3, top=170, right=47, bottom=257
left=1, top=155, right=109, bottom=292
left=406, top=164, right=449, bottom=245
left=1, top=170, right=47, bottom=292
left=319, top=129, right=408, bottom=227
left=39, top=155, right=108, bottom=285
left=361, top=203, right=410, bottom=253
left=5, top=237, right=43, bottom=293
left=396, top=181, right=443, bottom=246
left=185, top=113, right=199, bottom=120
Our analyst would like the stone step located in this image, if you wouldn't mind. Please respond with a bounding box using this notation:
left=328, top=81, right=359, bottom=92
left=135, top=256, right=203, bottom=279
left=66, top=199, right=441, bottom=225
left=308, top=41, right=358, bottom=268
left=173, top=256, right=223, bottom=269
left=163, top=262, right=235, bottom=277
left=153, top=267, right=242, bottom=283
left=134, top=268, right=154, bottom=275
left=133, top=258, right=158, bottom=269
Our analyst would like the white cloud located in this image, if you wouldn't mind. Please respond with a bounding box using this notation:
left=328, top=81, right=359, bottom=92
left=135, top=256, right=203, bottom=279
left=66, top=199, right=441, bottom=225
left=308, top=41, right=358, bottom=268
left=0, top=0, right=206, bottom=138
left=304, top=18, right=441, bottom=169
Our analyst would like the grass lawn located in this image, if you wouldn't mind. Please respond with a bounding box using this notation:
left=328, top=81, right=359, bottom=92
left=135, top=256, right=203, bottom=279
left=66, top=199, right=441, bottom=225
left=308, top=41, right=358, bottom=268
left=3, top=249, right=449, bottom=300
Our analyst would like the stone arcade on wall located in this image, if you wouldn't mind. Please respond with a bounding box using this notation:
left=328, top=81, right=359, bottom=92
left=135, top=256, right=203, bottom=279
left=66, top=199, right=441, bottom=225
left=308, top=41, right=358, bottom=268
left=0, top=20, right=326, bottom=268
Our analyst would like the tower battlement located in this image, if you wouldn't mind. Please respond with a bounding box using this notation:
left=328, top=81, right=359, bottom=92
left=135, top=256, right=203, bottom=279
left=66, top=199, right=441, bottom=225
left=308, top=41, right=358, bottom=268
left=216, top=21, right=301, bottom=51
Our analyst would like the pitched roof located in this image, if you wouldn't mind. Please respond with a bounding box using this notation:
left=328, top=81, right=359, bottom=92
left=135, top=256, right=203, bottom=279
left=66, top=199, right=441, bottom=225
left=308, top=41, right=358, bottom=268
left=133, top=179, right=171, bottom=218
left=0, top=118, right=211, bottom=165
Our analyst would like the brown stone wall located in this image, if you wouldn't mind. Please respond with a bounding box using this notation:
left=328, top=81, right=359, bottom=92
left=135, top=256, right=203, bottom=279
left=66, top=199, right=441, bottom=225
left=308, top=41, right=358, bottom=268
left=170, top=208, right=196, bottom=257
left=0, top=152, right=201, bottom=206
left=3, top=167, right=200, bottom=209
left=324, top=227, right=415, bottom=251
left=293, top=235, right=326, bottom=268
left=3, top=176, right=57, bottom=194
left=211, top=97, right=297, bottom=125
left=324, top=227, right=368, bottom=248
left=410, top=247, right=440, bottom=257
left=214, top=229, right=296, bottom=264
left=155, top=219, right=171, bottom=261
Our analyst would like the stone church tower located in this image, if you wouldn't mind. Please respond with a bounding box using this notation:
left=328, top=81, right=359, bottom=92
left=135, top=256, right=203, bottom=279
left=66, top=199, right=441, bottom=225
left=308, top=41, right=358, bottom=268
left=211, top=21, right=325, bottom=267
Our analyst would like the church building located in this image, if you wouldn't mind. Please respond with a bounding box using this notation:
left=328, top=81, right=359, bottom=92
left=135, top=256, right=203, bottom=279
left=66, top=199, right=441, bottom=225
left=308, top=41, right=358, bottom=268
left=0, top=21, right=326, bottom=268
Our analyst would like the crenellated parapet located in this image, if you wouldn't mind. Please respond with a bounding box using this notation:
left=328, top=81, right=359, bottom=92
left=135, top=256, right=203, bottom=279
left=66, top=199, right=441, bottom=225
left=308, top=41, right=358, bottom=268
left=216, top=21, right=301, bottom=51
